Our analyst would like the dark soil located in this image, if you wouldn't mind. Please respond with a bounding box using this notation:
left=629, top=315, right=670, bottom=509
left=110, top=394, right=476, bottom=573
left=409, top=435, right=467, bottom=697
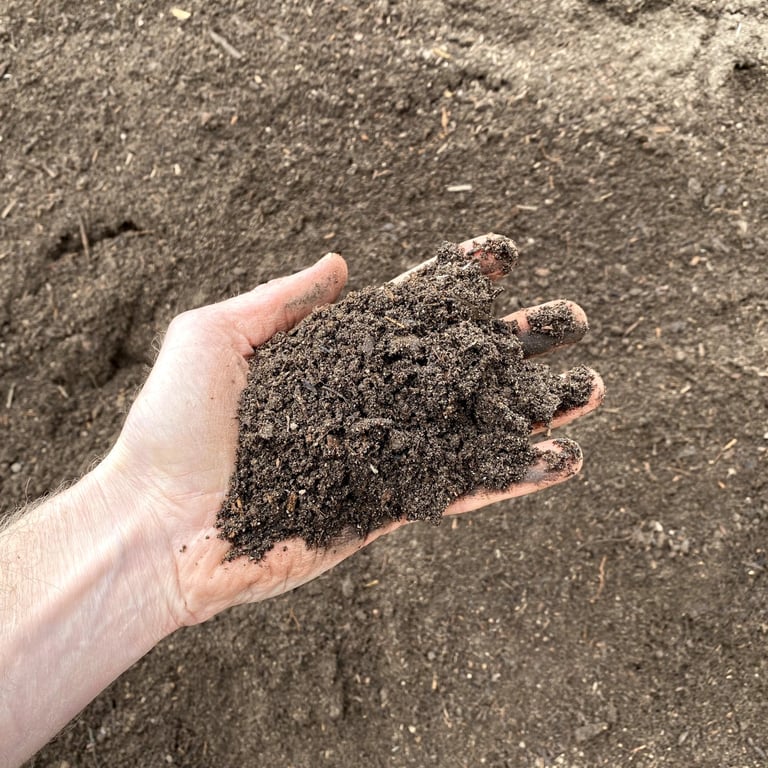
left=219, top=241, right=590, bottom=561
left=3, top=1, right=768, bottom=766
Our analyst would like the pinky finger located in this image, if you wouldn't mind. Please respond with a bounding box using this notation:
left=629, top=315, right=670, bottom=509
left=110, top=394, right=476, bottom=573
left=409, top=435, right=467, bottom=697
left=444, top=438, right=584, bottom=517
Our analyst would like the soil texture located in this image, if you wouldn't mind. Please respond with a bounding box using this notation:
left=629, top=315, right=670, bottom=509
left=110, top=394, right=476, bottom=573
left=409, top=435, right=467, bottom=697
left=219, top=241, right=589, bottom=561
left=2, top=1, right=767, bottom=766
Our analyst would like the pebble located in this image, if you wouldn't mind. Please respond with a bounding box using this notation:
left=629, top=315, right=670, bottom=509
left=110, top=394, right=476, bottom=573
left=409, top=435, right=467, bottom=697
left=574, top=721, right=608, bottom=743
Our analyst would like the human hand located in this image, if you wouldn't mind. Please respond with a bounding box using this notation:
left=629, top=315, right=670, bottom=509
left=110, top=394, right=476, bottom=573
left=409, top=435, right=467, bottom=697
left=98, top=235, right=603, bottom=629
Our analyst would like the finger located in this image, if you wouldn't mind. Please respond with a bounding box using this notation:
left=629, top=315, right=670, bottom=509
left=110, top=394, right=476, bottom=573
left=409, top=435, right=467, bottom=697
left=504, top=300, right=589, bottom=358
left=444, top=437, right=584, bottom=516
left=531, top=367, right=605, bottom=434
left=218, top=253, right=348, bottom=348
left=389, top=233, right=518, bottom=285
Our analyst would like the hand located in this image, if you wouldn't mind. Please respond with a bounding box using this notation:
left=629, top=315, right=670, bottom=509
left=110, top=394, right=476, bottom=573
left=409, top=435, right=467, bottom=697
left=99, top=236, right=603, bottom=628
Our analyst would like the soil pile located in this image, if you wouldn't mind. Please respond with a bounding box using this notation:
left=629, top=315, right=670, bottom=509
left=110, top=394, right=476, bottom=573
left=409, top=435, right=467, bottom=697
left=217, top=240, right=592, bottom=561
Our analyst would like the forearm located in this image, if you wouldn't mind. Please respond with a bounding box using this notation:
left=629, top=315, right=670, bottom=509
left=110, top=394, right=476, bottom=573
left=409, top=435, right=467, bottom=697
left=0, top=460, right=177, bottom=767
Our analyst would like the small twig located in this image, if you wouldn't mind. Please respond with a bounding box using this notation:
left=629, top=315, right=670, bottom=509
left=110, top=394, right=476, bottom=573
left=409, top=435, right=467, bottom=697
left=321, top=385, right=348, bottom=403
left=589, top=555, right=608, bottom=603
left=1, top=200, right=17, bottom=219
left=666, top=464, right=694, bottom=477
left=5, top=382, right=16, bottom=409
left=209, top=28, right=243, bottom=59
left=622, top=317, right=644, bottom=337
left=710, top=437, right=737, bottom=466
left=384, top=315, right=407, bottom=329
left=87, top=725, right=100, bottom=768
left=77, top=214, right=90, bottom=259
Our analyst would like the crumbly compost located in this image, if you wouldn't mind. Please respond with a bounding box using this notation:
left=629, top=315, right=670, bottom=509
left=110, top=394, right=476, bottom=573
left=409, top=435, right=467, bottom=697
left=217, top=241, right=592, bottom=561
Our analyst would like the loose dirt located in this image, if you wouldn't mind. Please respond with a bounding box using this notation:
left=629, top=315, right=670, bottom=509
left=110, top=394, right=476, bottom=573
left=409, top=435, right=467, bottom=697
left=218, top=240, right=590, bottom=561
left=3, top=1, right=767, bottom=766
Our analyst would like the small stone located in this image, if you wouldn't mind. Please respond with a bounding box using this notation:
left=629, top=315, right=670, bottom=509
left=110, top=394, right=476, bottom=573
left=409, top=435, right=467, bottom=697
left=574, top=722, right=608, bottom=743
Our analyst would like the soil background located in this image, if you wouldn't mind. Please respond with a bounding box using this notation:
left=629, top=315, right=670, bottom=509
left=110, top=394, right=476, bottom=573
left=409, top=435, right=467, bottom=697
left=2, top=1, right=767, bottom=766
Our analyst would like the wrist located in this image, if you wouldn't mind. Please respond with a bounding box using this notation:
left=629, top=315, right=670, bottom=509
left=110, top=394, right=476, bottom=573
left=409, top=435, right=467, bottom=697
left=80, top=455, right=182, bottom=641
left=0, top=456, right=181, bottom=764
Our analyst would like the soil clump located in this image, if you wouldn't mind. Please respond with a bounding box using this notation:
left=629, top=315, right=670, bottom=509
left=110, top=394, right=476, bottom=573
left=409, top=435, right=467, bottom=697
left=217, top=241, right=591, bottom=561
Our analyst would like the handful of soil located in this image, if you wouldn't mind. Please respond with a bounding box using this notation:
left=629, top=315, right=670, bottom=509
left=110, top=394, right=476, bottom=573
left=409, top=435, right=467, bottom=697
left=217, top=240, right=591, bottom=561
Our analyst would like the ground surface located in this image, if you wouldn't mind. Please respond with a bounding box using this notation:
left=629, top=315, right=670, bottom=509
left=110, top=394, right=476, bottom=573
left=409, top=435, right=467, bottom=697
left=1, top=1, right=767, bottom=766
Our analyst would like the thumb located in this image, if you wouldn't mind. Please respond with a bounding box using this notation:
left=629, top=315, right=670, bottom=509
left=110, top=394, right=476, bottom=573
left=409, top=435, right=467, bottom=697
left=219, top=253, right=348, bottom=348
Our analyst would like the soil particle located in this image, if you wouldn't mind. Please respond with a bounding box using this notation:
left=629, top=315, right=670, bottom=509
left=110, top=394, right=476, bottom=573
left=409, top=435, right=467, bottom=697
left=217, top=241, right=592, bottom=561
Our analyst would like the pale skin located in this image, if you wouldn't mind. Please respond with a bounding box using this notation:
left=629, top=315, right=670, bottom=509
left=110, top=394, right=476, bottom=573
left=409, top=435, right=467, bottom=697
left=0, top=235, right=603, bottom=767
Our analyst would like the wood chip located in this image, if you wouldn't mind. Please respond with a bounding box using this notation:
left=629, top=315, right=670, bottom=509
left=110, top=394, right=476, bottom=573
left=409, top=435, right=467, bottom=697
left=170, top=7, right=191, bottom=20
left=432, top=47, right=452, bottom=60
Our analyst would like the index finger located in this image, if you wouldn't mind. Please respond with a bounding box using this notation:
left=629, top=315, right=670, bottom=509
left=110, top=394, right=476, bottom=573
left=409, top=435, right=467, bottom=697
left=389, top=233, right=519, bottom=285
